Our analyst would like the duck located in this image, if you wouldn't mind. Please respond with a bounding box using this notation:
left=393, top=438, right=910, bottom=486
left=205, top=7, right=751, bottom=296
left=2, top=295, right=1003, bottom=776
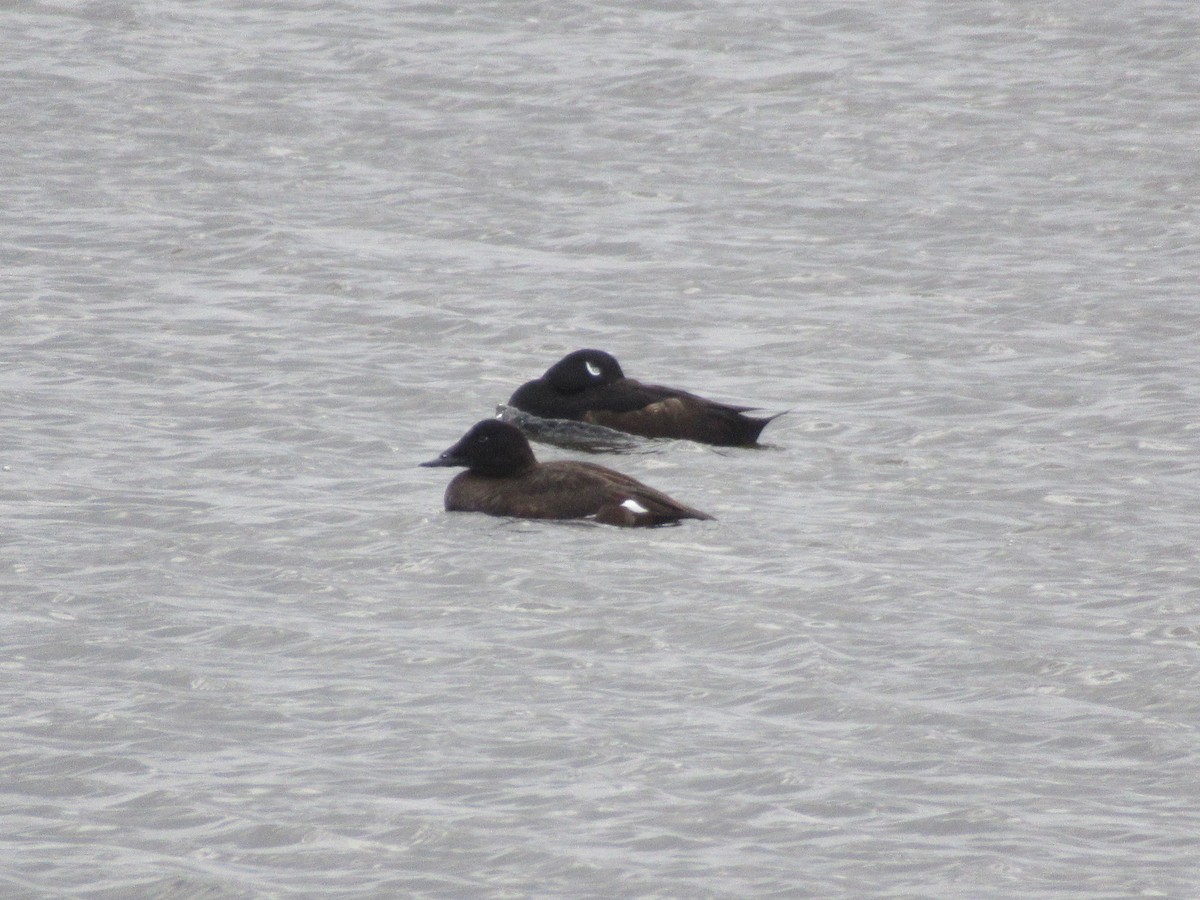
left=420, top=419, right=713, bottom=527
left=507, top=349, right=779, bottom=446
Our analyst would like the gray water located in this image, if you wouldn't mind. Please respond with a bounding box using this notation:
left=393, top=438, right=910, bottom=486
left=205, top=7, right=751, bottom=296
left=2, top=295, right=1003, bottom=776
left=4, top=1, right=1199, bottom=897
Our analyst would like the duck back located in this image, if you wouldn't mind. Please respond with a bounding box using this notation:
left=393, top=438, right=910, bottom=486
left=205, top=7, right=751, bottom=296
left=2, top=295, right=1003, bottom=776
left=444, top=460, right=712, bottom=527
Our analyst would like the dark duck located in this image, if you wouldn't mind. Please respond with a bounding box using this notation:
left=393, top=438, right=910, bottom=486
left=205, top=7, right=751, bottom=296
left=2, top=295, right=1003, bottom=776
left=507, top=349, right=779, bottom=446
left=420, top=420, right=713, bottom=527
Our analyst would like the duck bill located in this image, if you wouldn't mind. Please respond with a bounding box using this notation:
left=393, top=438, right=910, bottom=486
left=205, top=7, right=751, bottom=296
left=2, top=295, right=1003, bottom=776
left=419, top=447, right=466, bottom=468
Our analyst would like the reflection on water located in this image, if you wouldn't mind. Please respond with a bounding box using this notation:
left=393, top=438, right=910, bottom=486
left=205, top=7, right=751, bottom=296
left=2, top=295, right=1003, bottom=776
left=496, top=405, right=652, bottom=453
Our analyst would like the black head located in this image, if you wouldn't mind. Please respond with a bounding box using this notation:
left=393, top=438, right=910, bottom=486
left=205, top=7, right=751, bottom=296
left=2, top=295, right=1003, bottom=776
left=419, top=420, right=537, bottom=477
left=542, top=349, right=625, bottom=393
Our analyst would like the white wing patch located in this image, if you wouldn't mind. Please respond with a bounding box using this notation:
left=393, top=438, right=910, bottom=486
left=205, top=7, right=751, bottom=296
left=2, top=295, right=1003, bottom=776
left=585, top=360, right=602, bottom=377
left=621, top=498, right=650, bottom=514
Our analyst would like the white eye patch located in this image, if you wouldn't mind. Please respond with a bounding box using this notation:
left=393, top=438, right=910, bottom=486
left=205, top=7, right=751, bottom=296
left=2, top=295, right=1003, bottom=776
left=620, top=498, right=649, bottom=514
left=585, top=360, right=602, bottom=377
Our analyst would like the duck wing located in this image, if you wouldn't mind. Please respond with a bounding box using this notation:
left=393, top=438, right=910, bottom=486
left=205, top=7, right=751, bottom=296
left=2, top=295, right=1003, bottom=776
left=583, top=381, right=776, bottom=445
left=541, top=461, right=713, bottom=527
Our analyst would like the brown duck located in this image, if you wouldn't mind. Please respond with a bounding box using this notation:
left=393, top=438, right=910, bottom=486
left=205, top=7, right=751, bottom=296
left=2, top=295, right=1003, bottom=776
left=420, top=420, right=713, bottom=527
left=507, top=349, right=780, bottom=446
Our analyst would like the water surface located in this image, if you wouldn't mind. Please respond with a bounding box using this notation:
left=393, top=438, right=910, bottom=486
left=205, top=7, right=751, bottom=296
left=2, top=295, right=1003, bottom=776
left=4, top=1, right=1199, bottom=896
